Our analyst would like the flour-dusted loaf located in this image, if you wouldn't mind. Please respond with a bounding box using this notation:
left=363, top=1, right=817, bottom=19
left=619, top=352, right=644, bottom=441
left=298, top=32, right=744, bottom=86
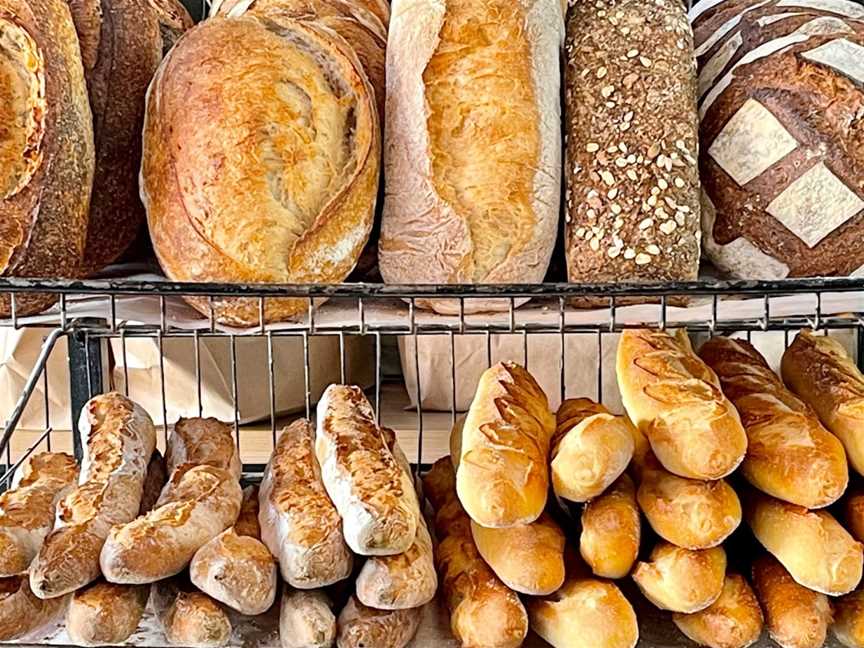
left=0, top=452, right=77, bottom=576
left=66, top=580, right=149, bottom=646
left=782, top=329, right=864, bottom=477
left=380, top=0, right=563, bottom=314
left=424, top=458, right=529, bottom=648
left=316, top=385, right=416, bottom=555
left=152, top=578, right=231, bottom=648
left=618, top=329, right=747, bottom=480
left=580, top=474, right=640, bottom=579
left=336, top=596, right=421, bottom=648
left=673, top=574, right=764, bottom=648
left=280, top=589, right=336, bottom=648
left=700, top=336, right=849, bottom=508
left=0, top=0, right=94, bottom=317
left=142, top=15, right=379, bottom=326
left=165, top=418, right=241, bottom=481
left=139, top=451, right=168, bottom=516
left=457, top=362, right=556, bottom=528
left=552, top=399, right=635, bottom=503
left=633, top=542, right=726, bottom=614
left=0, top=575, right=67, bottom=640
left=30, top=393, right=156, bottom=599
left=564, top=0, right=700, bottom=293
left=833, top=589, right=864, bottom=648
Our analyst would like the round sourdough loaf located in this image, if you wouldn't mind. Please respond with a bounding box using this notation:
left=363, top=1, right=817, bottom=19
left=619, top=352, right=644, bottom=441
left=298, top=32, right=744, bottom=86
left=141, top=16, right=379, bottom=326
left=692, top=0, right=864, bottom=279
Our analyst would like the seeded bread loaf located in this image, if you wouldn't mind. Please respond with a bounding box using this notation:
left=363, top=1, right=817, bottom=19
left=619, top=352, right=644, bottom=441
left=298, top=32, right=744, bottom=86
left=563, top=0, right=700, bottom=295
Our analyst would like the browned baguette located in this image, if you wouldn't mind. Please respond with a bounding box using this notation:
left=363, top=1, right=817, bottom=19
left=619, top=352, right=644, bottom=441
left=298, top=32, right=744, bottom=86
left=847, top=489, right=864, bottom=543
left=833, top=589, right=864, bottom=648
left=580, top=474, right=640, bottom=579
left=152, top=578, right=231, bottom=648
left=66, top=580, right=149, bottom=646
left=0, top=575, right=67, bottom=640
left=633, top=542, right=726, bottom=614
left=336, top=596, right=421, bottom=648
left=700, top=336, right=849, bottom=508
left=673, top=574, right=764, bottom=648
left=165, top=418, right=241, bottom=481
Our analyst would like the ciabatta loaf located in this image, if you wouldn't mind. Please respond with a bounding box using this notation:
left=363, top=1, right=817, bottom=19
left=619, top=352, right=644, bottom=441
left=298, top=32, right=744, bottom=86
left=316, top=385, right=416, bottom=556
left=66, top=580, right=149, bottom=646
left=0, top=575, right=67, bottom=640
left=336, top=596, right=421, bottom=648
left=0, top=452, right=77, bottom=576
left=617, top=329, right=747, bottom=480
left=580, top=474, right=640, bottom=579
left=632, top=542, right=726, bottom=614
left=30, top=393, right=156, bottom=598
left=152, top=578, right=231, bottom=648
left=165, top=418, right=241, bottom=480
left=673, top=574, right=764, bottom=648
left=457, top=362, right=555, bottom=528
left=280, top=589, right=336, bottom=648
left=700, top=336, right=849, bottom=508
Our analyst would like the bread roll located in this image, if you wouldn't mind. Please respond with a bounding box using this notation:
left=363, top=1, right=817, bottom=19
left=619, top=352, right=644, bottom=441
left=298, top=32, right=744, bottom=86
left=633, top=542, right=726, bottom=613
left=30, top=393, right=156, bottom=599
left=165, top=417, right=241, bottom=480
left=423, top=458, right=529, bottom=648
left=847, top=489, right=864, bottom=543
left=141, top=15, right=379, bottom=326
left=782, top=329, right=864, bottom=477
left=0, top=575, right=66, bottom=640
left=617, top=329, right=747, bottom=480
left=0, top=0, right=94, bottom=317
left=673, top=574, right=764, bottom=648
left=336, top=596, right=421, bottom=648
left=0, top=452, right=77, bottom=577
left=316, top=385, right=416, bottom=556
left=152, top=578, right=231, bottom=648
left=527, top=577, right=638, bottom=648
left=66, top=580, right=149, bottom=646
left=552, top=398, right=635, bottom=503
left=380, top=0, right=563, bottom=314
left=752, top=554, right=831, bottom=648
left=700, top=336, right=849, bottom=508
left=746, top=489, right=863, bottom=596
left=139, top=450, right=168, bottom=516
left=580, top=474, right=640, bottom=579
left=834, top=589, right=864, bottom=648
left=280, top=589, right=336, bottom=648
left=457, top=362, right=555, bottom=527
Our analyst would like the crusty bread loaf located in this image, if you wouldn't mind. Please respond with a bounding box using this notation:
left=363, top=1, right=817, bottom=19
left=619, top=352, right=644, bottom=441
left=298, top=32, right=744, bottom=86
left=563, top=0, right=700, bottom=294
left=336, top=596, right=421, bottom=648
left=752, top=554, right=831, bottom=648
left=152, top=578, right=231, bottom=648
left=30, top=393, right=156, bottom=599
left=142, top=15, right=379, bottom=326
left=0, top=452, right=77, bottom=577
left=165, top=418, right=241, bottom=481
left=351, top=0, right=389, bottom=27
left=457, top=362, right=555, bottom=528
left=847, top=489, right=864, bottom=543
left=280, top=589, right=336, bottom=648
left=423, top=458, right=529, bottom=648
left=782, top=329, right=864, bottom=477
left=552, top=398, right=635, bottom=503
left=700, top=336, right=849, bottom=508
left=316, top=385, right=416, bottom=556
left=66, top=580, right=149, bottom=646
left=746, top=489, right=863, bottom=596
left=617, top=329, right=747, bottom=480
left=380, top=0, right=563, bottom=314
left=234, top=485, right=261, bottom=539
left=0, top=575, right=67, bottom=640
left=0, top=0, right=94, bottom=317
left=449, top=416, right=465, bottom=470
left=673, top=574, right=764, bottom=648
left=834, top=589, right=864, bottom=648
left=633, top=542, right=726, bottom=614
left=527, top=577, right=638, bottom=648
left=139, top=450, right=168, bottom=516
left=580, top=474, right=640, bottom=579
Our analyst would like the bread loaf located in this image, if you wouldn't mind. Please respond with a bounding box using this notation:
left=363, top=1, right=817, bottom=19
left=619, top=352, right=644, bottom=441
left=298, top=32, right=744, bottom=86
left=632, top=542, right=726, bottom=614
left=165, top=417, right=241, bottom=480
left=834, top=589, right=864, bottom=648
left=847, top=489, right=864, bottom=543
left=316, top=385, right=416, bottom=556
left=563, top=0, right=700, bottom=293
left=280, top=589, right=336, bottom=648
left=0, top=575, right=66, bottom=640
left=0, top=0, right=94, bottom=317
left=152, top=578, right=231, bottom=648
left=139, top=450, right=168, bottom=516
left=617, top=329, right=747, bottom=480
left=752, top=554, right=831, bottom=648
left=336, top=596, right=421, bottom=648
left=142, top=15, right=379, bottom=326
left=379, top=0, right=563, bottom=314
left=351, top=0, right=389, bottom=27
left=580, top=474, right=640, bottom=579
left=457, top=362, right=555, bottom=528
left=692, top=0, right=864, bottom=280
left=0, top=452, right=77, bottom=576
left=66, top=580, right=149, bottom=646
left=423, top=458, right=529, bottom=648
left=552, top=398, right=635, bottom=503
left=745, top=489, right=863, bottom=596
left=782, top=329, right=864, bottom=476
left=527, top=577, right=639, bottom=648
left=700, top=336, right=849, bottom=508
left=30, top=393, right=156, bottom=598
left=673, top=574, right=764, bottom=648
left=449, top=416, right=465, bottom=469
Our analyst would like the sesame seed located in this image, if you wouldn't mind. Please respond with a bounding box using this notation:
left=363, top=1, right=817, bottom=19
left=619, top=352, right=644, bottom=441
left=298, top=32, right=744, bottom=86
left=587, top=209, right=597, bottom=219
left=664, top=197, right=677, bottom=209
left=611, top=203, right=622, bottom=214
left=674, top=213, right=686, bottom=226
left=627, top=48, right=639, bottom=58
left=606, top=101, right=616, bottom=109
left=660, top=221, right=677, bottom=234
left=613, top=217, right=624, bottom=229
left=627, top=170, right=638, bottom=181
left=626, top=154, right=636, bottom=164
left=615, top=158, right=628, bottom=168
left=590, top=238, right=600, bottom=251
left=639, top=218, right=654, bottom=230
left=621, top=27, right=630, bottom=35
left=601, top=171, right=615, bottom=186
left=647, top=244, right=661, bottom=255
left=658, top=178, right=668, bottom=190
left=620, top=122, right=631, bottom=131
left=647, top=195, right=658, bottom=207
left=576, top=227, right=586, bottom=237
left=679, top=205, right=691, bottom=213
left=587, top=142, right=600, bottom=152
left=608, top=247, right=622, bottom=258
left=601, top=85, right=616, bottom=98
left=596, top=67, right=608, bottom=78
left=635, top=253, right=651, bottom=265
left=624, top=111, right=634, bottom=122
left=624, top=248, right=636, bottom=259
left=608, top=188, right=619, bottom=199
left=640, top=56, right=652, bottom=67
left=674, top=177, right=686, bottom=188
left=618, top=143, right=627, bottom=153
left=607, top=145, right=619, bottom=154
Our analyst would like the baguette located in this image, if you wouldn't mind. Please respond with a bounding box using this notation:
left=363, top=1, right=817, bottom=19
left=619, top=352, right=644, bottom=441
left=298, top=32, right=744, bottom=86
left=139, top=450, right=168, bottom=516
left=66, top=580, right=149, bottom=646
left=165, top=418, right=241, bottom=481
left=316, top=385, right=416, bottom=556
left=580, top=474, right=640, bottom=579
left=0, top=452, right=77, bottom=576
left=847, top=489, right=864, bottom=543
left=673, top=574, right=764, bottom=648
left=423, top=458, right=529, bottom=648
left=752, top=555, right=831, bottom=648
left=280, top=589, right=336, bottom=648
left=632, top=542, right=726, bottom=613
left=30, top=393, right=156, bottom=598
left=152, top=578, right=231, bottom=648
left=745, top=489, right=863, bottom=596
left=782, top=329, right=864, bottom=477
left=336, top=596, right=421, bottom=648
left=700, top=336, right=849, bottom=508
left=449, top=416, right=465, bottom=470
left=552, top=399, right=635, bottom=503
left=834, top=589, right=864, bottom=648
left=0, top=575, right=66, bottom=640
left=457, top=362, right=555, bottom=528
left=617, top=329, right=747, bottom=480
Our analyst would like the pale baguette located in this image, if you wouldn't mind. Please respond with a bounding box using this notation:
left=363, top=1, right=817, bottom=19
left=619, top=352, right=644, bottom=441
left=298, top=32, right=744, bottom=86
left=165, top=417, right=241, bottom=480
left=633, top=542, right=726, bottom=613
left=673, top=574, right=763, bottom=648
left=152, top=578, right=231, bottom=647
left=0, top=575, right=67, bottom=640
left=279, top=589, right=336, bottom=648
left=580, top=474, right=640, bottom=579
left=336, top=596, right=421, bottom=648
left=834, top=589, right=864, bottom=648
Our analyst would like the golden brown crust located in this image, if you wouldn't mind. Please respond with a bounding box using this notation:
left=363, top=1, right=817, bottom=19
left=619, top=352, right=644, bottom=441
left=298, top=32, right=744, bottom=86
left=833, top=588, right=864, bottom=648
left=66, top=579, right=149, bottom=646
left=234, top=485, right=260, bottom=539
left=139, top=450, right=167, bottom=516
left=580, top=473, right=640, bottom=579
left=633, top=542, right=726, bottom=614
left=673, top=574, right=764, bottom=648
left=336, top=596, right=421, bottom=648
left=700, top=336, right=849, bottom=508
left=0, top=575, right=67, bottom=640
left=152, top=578, right=231, bottom=648
left=846, top=489, right=864, bottom=544
left=166, top=418, right=241, bottom=480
